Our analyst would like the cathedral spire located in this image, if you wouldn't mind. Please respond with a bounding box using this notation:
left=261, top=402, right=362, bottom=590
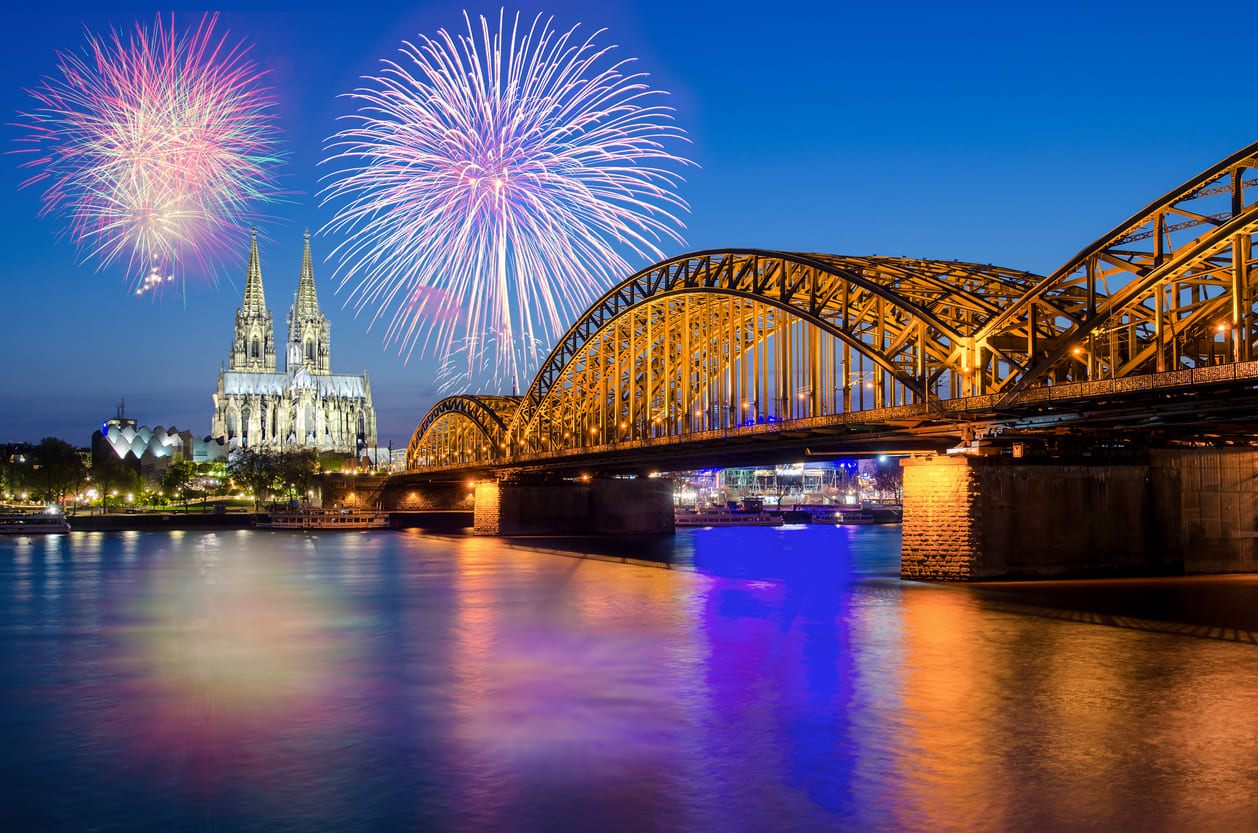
left=242, top=226, right=267, bottom=314
left=287, top=230, right=331, bottom=374
left=294, top=228, right=320, bottom=318
left=229, top=226, right=276, bottom=373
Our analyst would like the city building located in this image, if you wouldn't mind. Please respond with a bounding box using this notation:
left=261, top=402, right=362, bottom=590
left=91, top=399, right=227, bottom=481
left=210, top=230, right=377, bottom=453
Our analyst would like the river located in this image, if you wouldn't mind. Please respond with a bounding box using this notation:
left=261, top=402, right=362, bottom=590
left=1, top=526, right=1256, bottom=832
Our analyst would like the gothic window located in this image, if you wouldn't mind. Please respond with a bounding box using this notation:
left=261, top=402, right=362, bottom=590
left=251, top=337, right=260, bottom=359
left=227, top=408, right=239, bottom=440
left=241, top=406, right=251, bottom=442
left=305, top=338, right=314, bottom=363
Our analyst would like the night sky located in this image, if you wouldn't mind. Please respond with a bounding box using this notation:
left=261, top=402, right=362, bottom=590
left=2, top=0, right=1254, bottom=448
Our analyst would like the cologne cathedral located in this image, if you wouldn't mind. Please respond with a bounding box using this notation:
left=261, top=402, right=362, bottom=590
left=210, top=230, right=377, bottom=454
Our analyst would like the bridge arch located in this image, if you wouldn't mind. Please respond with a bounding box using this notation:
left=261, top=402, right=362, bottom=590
left=405, top=395, right=520, bottom=470
left=977, top=139, right=1258, bottom=395
left=405, top=141, right=1258, bottom=471
left=501, top=250, right=1040, bottom=455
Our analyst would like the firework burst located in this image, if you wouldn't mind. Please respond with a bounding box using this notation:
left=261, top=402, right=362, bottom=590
left=436, top=328, right=545, bottom=395
left=320, top=8, right=690, bottom=392
left=13, top=13, right=284, bottom=294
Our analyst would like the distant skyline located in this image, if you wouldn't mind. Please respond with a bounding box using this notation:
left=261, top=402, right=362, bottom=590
left=3, top=0, right=1256, bottom=447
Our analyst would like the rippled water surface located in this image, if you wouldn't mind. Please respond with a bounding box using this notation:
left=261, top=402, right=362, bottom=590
left=1, top=527, right=1256, bottom=832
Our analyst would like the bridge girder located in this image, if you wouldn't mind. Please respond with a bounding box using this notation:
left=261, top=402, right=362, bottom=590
left=498, top=251, right=1040, bottom=457
left=404, top=140, right=1258, bottom=475
left=405, top=394, right=520, bottom=470
left=978, top=140, right=1258, bottom=396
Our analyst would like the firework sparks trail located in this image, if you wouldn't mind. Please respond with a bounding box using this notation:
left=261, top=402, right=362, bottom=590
left=320, top=8, right=691, bottom=392
left=436, top=328, right=545, bottom=395
left=12, top=13, right=284, bottom=294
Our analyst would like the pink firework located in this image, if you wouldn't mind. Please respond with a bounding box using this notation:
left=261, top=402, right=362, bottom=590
left=320, top=9, right=691, bottom=392
left=13, top=13, right=284, bottom=294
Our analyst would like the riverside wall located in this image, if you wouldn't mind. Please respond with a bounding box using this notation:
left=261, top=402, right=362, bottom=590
left=902, top=449, right=1258, bottom=580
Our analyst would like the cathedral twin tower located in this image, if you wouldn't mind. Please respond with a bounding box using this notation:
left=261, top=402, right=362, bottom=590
left=210, top=230, right=377, bottom=454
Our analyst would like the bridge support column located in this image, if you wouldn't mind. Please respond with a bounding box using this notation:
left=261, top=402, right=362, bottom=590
left=901, top=454, right=1155, bottom=581
left=473, top=477, right=675, bottom=536
left=901, top=450, right=1258, bottom=580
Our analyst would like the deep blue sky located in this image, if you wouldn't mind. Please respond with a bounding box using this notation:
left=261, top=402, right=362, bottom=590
left=2, top=0, right=1255, bottom=447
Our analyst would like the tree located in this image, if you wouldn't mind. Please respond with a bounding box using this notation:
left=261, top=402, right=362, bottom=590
left=318, top=451, right=345, bottom=473
left=276, top=449, right=319, bottom=504
left=160, top=457, right=196, bottom=510
left=92, top=455, right=142, bottom=514
left=0, top=449, right=24, bottom=502
left=873, top=458, right=903, bottom=501
left=228, top=447, right=279, bottom=508
left=199, top=461, right=230, bottom=508
left=23, top=438, right=86, bottom=509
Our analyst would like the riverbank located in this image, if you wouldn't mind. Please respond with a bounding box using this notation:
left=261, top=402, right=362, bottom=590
left=67, top=513, right=261, bottom=531
left=64, top=510, right=474, bottom=532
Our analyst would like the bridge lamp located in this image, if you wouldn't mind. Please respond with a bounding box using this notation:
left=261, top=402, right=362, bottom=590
left=1218, top=323, right=1230, bottom=333
left=620, top=422, right=627, bottom=428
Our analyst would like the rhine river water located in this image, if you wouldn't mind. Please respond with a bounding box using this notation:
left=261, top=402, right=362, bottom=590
left=2, top=526, right=1257, bottom=833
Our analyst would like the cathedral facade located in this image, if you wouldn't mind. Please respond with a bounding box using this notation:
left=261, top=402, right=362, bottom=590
left=211, top=230, right=377, bottom=454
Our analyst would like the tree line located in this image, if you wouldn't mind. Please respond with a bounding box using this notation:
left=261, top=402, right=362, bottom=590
left=2, top=438, right=325, bottom=512
left=226, top=447, right=321, bottom=508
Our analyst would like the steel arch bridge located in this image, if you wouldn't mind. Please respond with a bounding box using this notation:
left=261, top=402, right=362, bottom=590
left=407, top=140, right=1258, bottom=473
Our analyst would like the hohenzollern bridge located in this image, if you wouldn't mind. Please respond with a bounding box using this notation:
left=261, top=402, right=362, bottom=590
left=348, top=140, right=1258, bottom=581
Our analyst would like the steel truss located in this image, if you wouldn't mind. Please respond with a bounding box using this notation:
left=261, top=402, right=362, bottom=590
left=405, top=395, right=518, bottom=470
left=978, top=141, right=1258, bottom=395
left=406, top=140, right=1258, bottom=472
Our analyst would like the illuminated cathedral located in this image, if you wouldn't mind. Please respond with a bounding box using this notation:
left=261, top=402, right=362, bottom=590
left=210, top=230, right=377, bottom=454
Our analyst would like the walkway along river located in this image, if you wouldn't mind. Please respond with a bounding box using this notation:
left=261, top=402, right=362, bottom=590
left=1, top=525, right=1256, bottom=832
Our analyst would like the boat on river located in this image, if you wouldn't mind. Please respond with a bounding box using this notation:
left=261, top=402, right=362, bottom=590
left=258, top=507, right=392, bottom=530
left=0, top=511, right=71, bottom=534
left=675, top=507, right=784, bottom=527
left=809, top=508, right=877, bottom=525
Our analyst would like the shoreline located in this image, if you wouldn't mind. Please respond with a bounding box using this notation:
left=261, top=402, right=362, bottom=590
left=62, top=510, right=474, bottom=532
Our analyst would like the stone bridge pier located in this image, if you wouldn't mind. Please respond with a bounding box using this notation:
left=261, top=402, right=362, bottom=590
left=320, top=472, right=674, bottom=535
left=319, top=473, right=474, bottom=512
left=473, top=476, right=675, bottom=536
left=901, top=449, right=1258, bottom=580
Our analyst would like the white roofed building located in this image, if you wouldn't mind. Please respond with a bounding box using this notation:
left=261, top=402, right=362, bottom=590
left=210, top=230, right=377, bottom=454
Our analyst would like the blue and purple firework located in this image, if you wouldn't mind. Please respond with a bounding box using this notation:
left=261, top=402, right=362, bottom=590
left=320, top=8, right=691, bottom=391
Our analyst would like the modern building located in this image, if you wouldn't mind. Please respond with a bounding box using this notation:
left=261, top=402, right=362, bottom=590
left=91, top=399, right=228, bottom=481
left=210, top=230, right=377, bottom=454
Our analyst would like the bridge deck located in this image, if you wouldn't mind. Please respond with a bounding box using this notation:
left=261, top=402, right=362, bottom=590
left=407, top=359, right=1258, bottom=478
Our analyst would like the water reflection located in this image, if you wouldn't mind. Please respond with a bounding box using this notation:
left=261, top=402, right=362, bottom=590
left=0, top=528, right=1254, bottom=832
